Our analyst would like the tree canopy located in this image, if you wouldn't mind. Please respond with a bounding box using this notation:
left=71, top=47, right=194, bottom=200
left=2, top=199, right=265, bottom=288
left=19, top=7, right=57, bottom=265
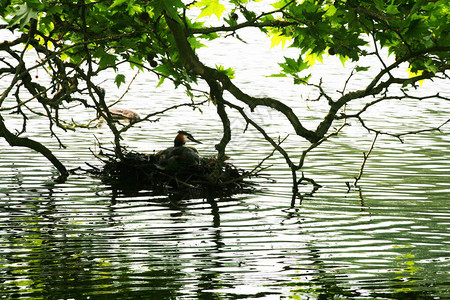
left=1, top=0, right=449, bottom=197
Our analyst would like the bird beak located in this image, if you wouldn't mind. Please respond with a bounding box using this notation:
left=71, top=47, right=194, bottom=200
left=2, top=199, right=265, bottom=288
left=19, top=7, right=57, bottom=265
left=187, top=135, right=202, bottom=144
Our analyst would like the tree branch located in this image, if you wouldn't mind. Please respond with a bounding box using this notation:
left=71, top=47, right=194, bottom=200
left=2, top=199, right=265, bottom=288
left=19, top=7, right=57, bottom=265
left=0, top=115, right=68, bottom=178
left=315, top=46, right=450, bottom=138
left=165, top=14, right=319, bottom=144
left=354, top=132, right=378, bottom=187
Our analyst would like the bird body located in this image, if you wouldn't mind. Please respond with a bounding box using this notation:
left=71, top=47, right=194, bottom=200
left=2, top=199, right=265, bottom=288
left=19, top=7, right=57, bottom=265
left=108, top=107, right=140, bottom=122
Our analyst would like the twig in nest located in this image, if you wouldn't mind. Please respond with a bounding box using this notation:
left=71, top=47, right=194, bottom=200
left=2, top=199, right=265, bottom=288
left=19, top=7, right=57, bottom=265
left=156, top=170, right=197, bottom=189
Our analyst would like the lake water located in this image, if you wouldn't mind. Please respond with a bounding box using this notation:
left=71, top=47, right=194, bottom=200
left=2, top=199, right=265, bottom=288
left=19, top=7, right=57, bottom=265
left=0, top=27, right=449, bottom=299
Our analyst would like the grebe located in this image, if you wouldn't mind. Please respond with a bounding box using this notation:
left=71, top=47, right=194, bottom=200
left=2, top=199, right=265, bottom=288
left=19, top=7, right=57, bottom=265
left=108, top=107, right=141, bottom=122
left=156, top=131, right=202, bottom=171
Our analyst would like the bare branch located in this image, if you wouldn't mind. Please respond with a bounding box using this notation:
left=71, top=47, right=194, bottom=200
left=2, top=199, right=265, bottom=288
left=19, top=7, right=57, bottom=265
left=315, top=45, right=450, bottom=138
left=117, top=99, right=209, bottom=134
left=354, top=132, right=379, bottom=187
left=299, top=122, right=348, bottom=169
left=108, top=72, right=140, bottom=108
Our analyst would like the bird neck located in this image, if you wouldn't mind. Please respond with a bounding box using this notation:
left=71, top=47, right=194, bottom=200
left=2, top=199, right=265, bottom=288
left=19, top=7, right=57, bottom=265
left=174, top=134, right=185, bottom=147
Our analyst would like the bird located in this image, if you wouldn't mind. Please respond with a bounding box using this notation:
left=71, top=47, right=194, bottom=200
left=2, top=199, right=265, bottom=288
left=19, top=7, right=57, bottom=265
left=108, top=107, right=141, bottom=122
left=156, top=131, right=202, bottom=172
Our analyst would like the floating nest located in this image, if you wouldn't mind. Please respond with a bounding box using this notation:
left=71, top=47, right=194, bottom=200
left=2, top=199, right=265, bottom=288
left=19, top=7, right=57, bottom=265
left=88, top=147, right=257, bottom=197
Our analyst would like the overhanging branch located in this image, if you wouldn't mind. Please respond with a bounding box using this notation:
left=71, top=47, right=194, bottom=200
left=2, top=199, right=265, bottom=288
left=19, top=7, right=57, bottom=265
left=0, top=115, right=68, bottom=178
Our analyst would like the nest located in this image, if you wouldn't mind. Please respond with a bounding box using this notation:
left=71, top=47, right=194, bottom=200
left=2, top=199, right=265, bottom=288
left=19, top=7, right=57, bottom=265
left=88, top=147, right=257, bottom=197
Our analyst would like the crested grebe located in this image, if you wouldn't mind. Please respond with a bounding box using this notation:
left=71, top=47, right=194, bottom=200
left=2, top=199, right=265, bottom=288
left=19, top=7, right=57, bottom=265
left=156, top=131, right=202, bottom=171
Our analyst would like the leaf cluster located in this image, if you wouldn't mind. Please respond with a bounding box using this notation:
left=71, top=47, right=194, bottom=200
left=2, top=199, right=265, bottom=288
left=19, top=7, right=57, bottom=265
left=266, top=0, right=449, bottom=81
left=1, top=0, right=200, bottom=89
left=3, top=0, right=447, bottom=89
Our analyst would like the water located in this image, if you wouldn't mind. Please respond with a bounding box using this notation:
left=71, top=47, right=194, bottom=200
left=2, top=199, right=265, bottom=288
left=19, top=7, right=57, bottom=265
left=1, top=27, right=449, bottom=299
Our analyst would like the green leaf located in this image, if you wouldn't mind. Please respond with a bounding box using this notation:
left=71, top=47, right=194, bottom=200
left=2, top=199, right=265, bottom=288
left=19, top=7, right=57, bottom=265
left=338, top=54, right=349, bottom=67
left=153, top=0, right=185, bottom=21
left=325, top=4, right=337, bottom=17
left=305, top=50, right=323, bottom=67
left=109, top=0, right=127, bottom=9
left=279, top=56, right=309, bottom=74
left=127, top=4, right=140, bottom=15
left=373, top=0, right=384, bottom=11
left=94, top=48, right=117, bottom=70
left=215, top=64, right=235, bottom=79
left=267, top=73, right=288, bottom=78
left=293, top=74, right=312, bottom=85
left=114, top=74, right=126, bottom=88
left=270, top=31, right=291, bottom=48
left=156, top=76, right=165, bottom=88
left=188, top=37, right=206, bottom=50
left=386, top=4, right=400, bottom=15
left=128, top=55, right=144, bottom=71
left=8, top=3, right=39, bottom=29
left=355, top=66, right=370, bottom=72
left=195, top=0, right=226, bottom=20
left=271, top=0, right=291, bottom=10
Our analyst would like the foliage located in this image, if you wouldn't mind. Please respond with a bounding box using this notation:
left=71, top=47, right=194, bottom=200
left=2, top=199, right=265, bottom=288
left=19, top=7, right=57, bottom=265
left=0, top=0, right=449, bottom=199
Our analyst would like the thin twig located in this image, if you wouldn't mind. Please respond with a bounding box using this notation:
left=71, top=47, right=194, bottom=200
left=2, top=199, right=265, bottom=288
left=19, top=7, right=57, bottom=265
left=117, top=99, right=209, bottom=134
left=109, top=71, right=139, bottom=108
left=299, top=122, right=348, bottom=168
left=220, top=135, right=288, bottom=186
left=354, top=132, right=379, bottom=187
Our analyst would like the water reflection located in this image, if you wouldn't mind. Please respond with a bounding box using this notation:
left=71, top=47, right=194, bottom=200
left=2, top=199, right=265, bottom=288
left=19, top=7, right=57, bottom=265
left=0, top=166, right=449, bottom=298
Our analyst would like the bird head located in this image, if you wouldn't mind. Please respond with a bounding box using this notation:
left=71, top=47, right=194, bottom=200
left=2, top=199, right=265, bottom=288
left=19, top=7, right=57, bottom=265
left=175, top=130, right=202, bottom=147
